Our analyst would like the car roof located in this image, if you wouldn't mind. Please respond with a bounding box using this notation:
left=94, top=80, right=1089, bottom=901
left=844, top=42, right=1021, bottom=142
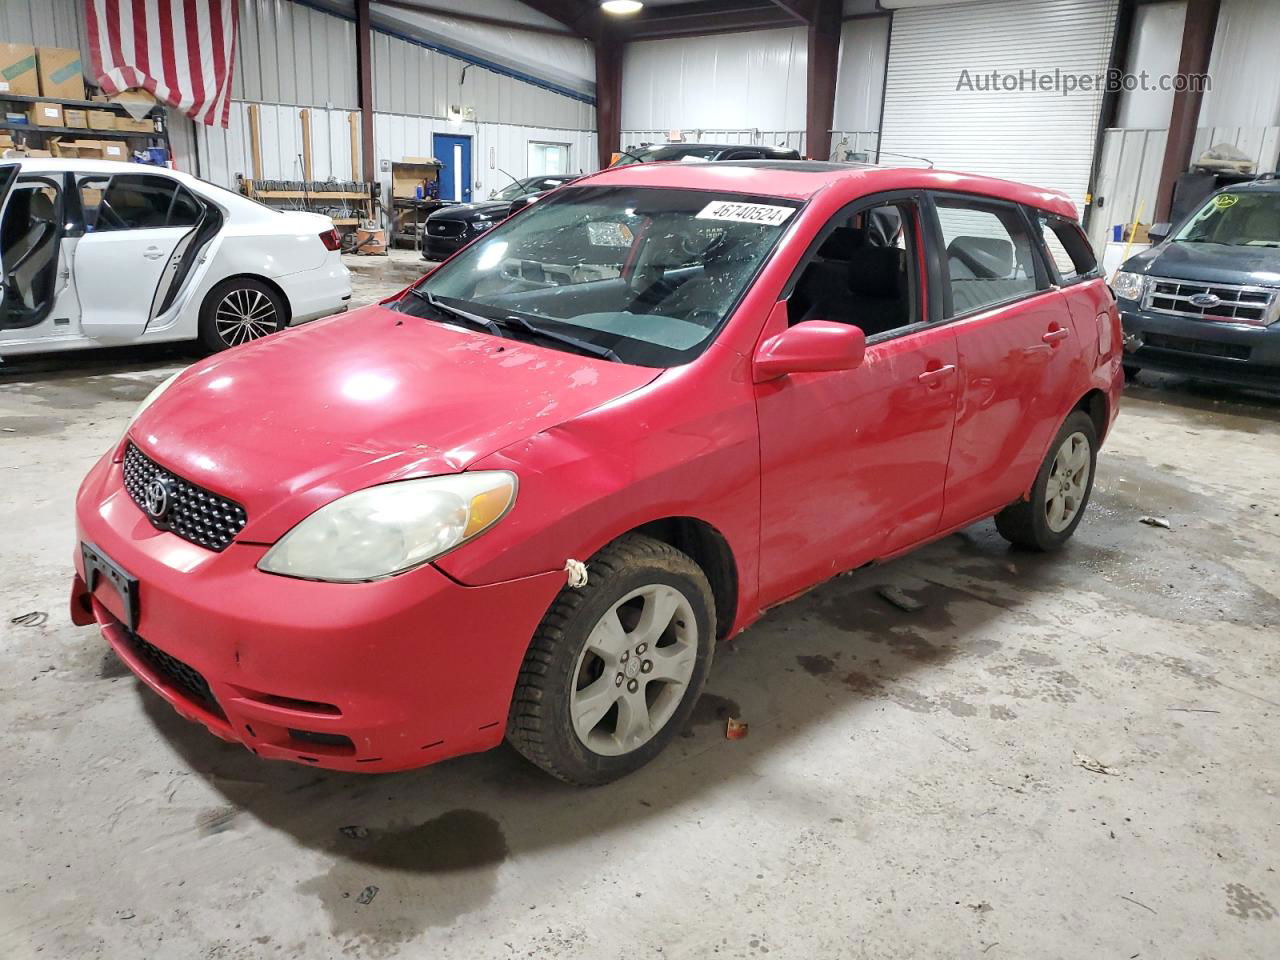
left=575, top=160, right=1080, bottom=219
left=1228, top=177, right=1280, bottom=194
left=4, top=157, right=167, bottom=176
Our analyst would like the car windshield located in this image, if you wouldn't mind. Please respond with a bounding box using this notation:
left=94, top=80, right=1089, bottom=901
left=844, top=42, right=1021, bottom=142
left=400, top=185, right=800, bottom=366
left=612, top=146, right=720, bottom=167
left=494, top=178, right=540, bottom=202
left=1174, top=191, right=1280, bottom=247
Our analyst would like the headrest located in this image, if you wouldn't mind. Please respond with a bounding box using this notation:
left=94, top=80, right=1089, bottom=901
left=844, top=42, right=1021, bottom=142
left=816, top=227, right=866, bottom=260
left=948, top=236, right=1014, bottom=278
left=847, top=246, right=904, bottom=298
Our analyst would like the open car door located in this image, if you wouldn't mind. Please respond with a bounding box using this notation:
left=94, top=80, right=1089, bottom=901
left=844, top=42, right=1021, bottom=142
left=0, top=163, right=27, bottom=329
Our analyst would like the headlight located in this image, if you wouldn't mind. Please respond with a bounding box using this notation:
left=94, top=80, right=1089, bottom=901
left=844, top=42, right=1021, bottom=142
left=124, top=370, right=182, bottom=436
left=1112, top=271, right=1146, bottom=302
left=473, top=220, right=495, bottom=231
left=258, top=471, right=517, bottom=582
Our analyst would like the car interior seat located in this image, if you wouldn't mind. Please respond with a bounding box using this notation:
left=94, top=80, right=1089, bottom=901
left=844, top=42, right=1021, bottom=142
left=790, top=225, right=909, bottom=335
left=1237, top=203, right=1280, bottom=244
left=2, top=189, right=60, bottom=313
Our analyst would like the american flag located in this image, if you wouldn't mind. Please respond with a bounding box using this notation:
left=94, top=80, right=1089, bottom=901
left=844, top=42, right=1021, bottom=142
left=84, top=0, right=239, bottom=128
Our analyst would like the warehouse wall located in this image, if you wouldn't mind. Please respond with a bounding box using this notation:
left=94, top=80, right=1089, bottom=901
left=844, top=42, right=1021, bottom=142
left=621, top=28, right=808, bottom=135
left=233, top=0, right=359, bottom=109
left=1197, top=0, right=1280, bottom=128
left=831, top=15, right=889, bottom=162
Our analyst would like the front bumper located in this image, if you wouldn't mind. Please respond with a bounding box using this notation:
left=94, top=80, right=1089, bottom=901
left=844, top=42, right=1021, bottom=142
left=422, top=233, right=468, bottom=261
left=71, top=451, right=564, bottom=773
left=1119, top=301, right=1280, bottom=389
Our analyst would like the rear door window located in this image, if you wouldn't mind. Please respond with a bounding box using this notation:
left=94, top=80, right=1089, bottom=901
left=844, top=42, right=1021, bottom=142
left=1034, top=213, right=1098, bottom=283
left=932, top=196, right=1044, bottom=316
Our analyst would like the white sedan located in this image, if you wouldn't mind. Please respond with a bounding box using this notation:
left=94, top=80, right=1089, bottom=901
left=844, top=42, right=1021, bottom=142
left=0, top=159, right=351, bottom=357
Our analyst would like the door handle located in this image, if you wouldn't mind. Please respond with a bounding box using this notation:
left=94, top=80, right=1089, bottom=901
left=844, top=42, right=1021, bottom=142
left=142, top=246, right=164, bottom=260
left=1042, top=327, right=1070, bottom=344
left=917, top=363, right=956, bottom=386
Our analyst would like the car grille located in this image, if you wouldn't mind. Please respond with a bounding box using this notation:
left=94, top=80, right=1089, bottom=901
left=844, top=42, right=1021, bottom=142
left=1143, top=332, right=1251, bottom=361
left=122, top=442, right=247, bottom=552
left=124, top=630, right=224, bottom=718
left=1143, top=277, right=1277, bottom=325
left=427, top=219, right=466, bottom=238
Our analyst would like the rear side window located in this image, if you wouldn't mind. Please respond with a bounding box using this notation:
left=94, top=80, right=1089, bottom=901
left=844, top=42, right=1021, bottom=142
left=90, top=175, right=201, bottom=232
left=1035, top=214, right=1098, bottom=283
left=934, top=196, right=1042, bottom=316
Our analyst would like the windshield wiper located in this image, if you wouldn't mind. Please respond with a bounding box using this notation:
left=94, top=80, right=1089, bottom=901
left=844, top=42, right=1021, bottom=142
left=408, top=288, right=505, bottom=337
left=497, top=313, right=621, bottom=362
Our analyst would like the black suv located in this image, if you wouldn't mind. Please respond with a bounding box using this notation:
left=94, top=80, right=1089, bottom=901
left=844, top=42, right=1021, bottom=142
left=1115, top=177, right=1280, bottom=389
left=423, top=175, right=577, bottom=261
left=610, top=143, right=802, bottom=167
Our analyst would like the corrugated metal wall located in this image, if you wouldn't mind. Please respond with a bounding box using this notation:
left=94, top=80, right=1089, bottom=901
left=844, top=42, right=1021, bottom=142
left=621, top=28, right=809, bottom=133
left=0, top=0, right=88, bottom=58
left=371, top=29, right=594, bottom=130
left=234, top=0, right=359, bottom=109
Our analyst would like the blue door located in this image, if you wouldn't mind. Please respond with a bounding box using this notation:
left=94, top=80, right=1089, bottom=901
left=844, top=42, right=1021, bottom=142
left=433, top=133, right=473, bottom=203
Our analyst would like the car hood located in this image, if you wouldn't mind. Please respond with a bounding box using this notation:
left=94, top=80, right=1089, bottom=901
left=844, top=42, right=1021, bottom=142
left=1123, top=240, right=1280, bottom=287
left=432, top=200, right=511, bottom=220
left=130, top=304, right=660, bottom=542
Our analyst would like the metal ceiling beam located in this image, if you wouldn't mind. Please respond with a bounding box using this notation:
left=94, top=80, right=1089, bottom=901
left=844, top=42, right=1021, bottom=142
left=373, top=0, right=579, bottom=36
left=766, top=0, right=814, bottom=23
left=622, top=0, right=796, bottom=40
left=515, top=0, right=603, bottom=39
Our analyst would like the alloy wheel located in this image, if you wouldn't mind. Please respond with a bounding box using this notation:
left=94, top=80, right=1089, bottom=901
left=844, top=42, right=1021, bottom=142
left=570, top=583, right=698, bottom=756
left=214, top=288, right=278, bottom=346
left=1044, top=430, right=1090, bottom=533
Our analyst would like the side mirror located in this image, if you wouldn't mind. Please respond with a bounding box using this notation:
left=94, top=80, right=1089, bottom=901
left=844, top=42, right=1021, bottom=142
left=753, top=319, right=866, bottom=383
left=1148, top=222, right=1171, bottom=244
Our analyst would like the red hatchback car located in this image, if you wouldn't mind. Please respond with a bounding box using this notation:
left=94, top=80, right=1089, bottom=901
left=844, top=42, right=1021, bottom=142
left=72, top=161, right=1122, bottom=784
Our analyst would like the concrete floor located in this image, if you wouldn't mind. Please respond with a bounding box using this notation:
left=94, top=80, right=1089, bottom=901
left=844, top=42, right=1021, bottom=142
left=1, top=276, right=1278, bottom=957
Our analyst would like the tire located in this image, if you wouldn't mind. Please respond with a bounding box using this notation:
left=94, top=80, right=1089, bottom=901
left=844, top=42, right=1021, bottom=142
left=1122, top=363, right=1140, bottom=382
left=198, top=277, right=288, bottom=352
left=507, top=533, right=716, bottom=785
left=995, top=410, right=1098, bottom=552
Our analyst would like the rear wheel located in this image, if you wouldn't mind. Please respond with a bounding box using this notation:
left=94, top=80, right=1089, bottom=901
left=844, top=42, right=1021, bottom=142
left=995, top=410, right=1097, bottom=551
left=507, top=534, right=715, bottom=785
left=198, top=277, right=287, bottom=352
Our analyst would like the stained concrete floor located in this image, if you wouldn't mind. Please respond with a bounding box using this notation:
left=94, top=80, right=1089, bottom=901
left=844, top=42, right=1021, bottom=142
left=1, top=286, right=1278, bottom=957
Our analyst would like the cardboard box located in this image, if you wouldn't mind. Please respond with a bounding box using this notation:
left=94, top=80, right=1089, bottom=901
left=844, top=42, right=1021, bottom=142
left=73, top=139, right=104, bottom=159
left=48, top=136, right=75, bottom=158
left=115, top=116, right=155, bottom=134
left=88, top=109, right=117, bottom=131
left=63, top=108, right=88, bottom=128
left=0, top=133, right=14, bottom=149
left=33, top=102, right=64, bottom=127
left=101, top=141, right=128, bottom=161
left=36, top=46, right=85, bottom=99
left=25, top=149, right=52, bottom=158
left=0, top=43, right=39, bottom=97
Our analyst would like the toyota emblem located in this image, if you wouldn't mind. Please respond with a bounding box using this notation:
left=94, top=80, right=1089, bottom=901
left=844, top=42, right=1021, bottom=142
left=1189, top=292, right=1221, bottom=308
left=143, top=476, right=172, bottom=521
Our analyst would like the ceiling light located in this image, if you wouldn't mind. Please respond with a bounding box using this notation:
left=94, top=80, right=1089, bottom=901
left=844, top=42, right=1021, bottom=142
left=601, top=0, right=643, bottom=14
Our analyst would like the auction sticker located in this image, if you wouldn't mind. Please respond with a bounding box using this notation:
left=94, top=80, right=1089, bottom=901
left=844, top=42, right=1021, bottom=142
left=1213, top=194, right=1238, bottom=209
left=696, top=201, right=795, bottom=227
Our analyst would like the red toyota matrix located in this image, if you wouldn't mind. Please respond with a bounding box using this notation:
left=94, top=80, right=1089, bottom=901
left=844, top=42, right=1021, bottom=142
left=72, top=161, right=1122, bottom=784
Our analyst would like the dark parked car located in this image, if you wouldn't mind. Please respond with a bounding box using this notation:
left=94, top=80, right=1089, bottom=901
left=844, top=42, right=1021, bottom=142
left=1114, top=177, right=1280, bottom=389
left=423, top=174, right=577, bottom=261
left=610, top=143, right=802, bottom=167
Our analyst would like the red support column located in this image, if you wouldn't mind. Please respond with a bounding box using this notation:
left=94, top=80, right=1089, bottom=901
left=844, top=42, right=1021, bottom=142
left=355, top=0, right=376, bottom=184
left=805, top=0, right=841, bottom=161
left=595, top=30, right=623, bottom=170
left=1153, top=0, right=1220, bottom=222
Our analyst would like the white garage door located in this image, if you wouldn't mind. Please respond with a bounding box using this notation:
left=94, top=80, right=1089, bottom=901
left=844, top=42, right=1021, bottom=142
left=878, top=0, right=1120, bottom=213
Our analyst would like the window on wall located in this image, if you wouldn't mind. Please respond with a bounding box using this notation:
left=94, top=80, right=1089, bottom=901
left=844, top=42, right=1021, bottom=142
left=528, top=142, right=570, bottom=176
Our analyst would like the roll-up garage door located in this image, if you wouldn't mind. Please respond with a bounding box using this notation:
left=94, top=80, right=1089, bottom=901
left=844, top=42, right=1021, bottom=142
left=878, top=0, right=1119, bottom=213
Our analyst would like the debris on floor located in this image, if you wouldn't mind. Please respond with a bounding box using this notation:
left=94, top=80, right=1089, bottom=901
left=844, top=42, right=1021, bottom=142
left=877, top=585, right=925, bottom=612
left=1139, top=516, right=1171, bottom=529
left=10, top=611, right=48, bottom=626
left=356, top=885, right=379, bottom=905
left=725, top=716, right=749, bottom=740
left=1072, top=750, right=1118, bottom=776
left=339, top=825, right=369, bottom=839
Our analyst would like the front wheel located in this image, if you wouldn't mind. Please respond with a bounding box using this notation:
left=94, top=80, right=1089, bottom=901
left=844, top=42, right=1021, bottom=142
left=995, top=410, right=1098, bottom=551
left=198, top=278, right=287, bottom=352
left=507, top=534, right=716, bottom=785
